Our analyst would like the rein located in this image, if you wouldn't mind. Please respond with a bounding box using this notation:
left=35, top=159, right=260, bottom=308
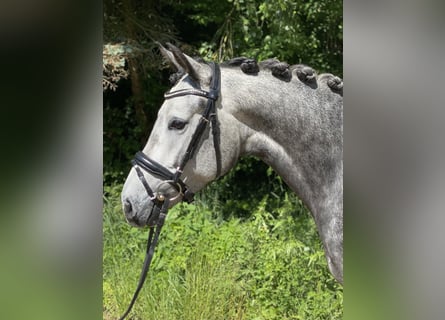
left=118, top=62, right=221, bottom=320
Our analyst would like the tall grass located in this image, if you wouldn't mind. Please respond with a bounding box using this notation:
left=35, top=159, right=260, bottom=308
left=103, top=183, right=342, bottom=319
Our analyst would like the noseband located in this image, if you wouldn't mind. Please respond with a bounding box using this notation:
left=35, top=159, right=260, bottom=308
left=119, top=62, right=221, bottom=320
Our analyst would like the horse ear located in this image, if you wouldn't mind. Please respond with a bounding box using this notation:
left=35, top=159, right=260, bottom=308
left=159, top=42, right=207, bottom=84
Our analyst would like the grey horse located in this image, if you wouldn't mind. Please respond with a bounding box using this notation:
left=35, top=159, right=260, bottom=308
left=121, top=44, right=343, bottom=284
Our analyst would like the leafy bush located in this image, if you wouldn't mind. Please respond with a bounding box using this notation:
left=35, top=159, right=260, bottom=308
left=103, top=183, right=342, bottom=319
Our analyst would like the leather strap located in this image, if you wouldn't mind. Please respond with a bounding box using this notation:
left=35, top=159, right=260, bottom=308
left=118, top=199, right=169, bottom=320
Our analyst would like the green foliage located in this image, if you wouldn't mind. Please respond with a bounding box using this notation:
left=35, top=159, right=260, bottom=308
left=103, top=89, right=140, bottom=184
left=103, top=71, right=170, bottom=184
left=194, top=0, right=342, bottom=76
left=103, top=183, right=343, bottom=319
left=254, top=0, right=343, bottom=75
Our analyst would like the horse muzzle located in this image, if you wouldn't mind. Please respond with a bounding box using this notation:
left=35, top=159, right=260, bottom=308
left=122, top=197, right=158, bottom=227
left=122, top=169, right=190, bottom=228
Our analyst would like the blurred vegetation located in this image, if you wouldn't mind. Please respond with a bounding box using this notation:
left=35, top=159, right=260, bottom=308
left=103, top=0, right=342, bottom=318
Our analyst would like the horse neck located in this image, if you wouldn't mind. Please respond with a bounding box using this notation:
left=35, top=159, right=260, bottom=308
left=220, top=67, right=343, bottom=214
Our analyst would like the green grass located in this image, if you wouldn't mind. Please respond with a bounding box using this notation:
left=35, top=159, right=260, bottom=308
left=103, top=183, right=343, bottom=319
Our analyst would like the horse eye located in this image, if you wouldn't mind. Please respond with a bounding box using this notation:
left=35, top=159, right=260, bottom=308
left=168, top=118, right=187, bottom=130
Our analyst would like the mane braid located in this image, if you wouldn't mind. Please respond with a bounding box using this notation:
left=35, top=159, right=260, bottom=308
left=291, top=64, right=317, bottom=84
left=259, top=58, right=291, bottom=82
left=222, top=57, right=259, bottom=75
left=221, top=56, right=343, bottom=94
left=318, top=73, right=343, bottom=95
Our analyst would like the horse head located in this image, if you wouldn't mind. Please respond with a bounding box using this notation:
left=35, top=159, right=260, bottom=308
left=121, top=44, right=240, bottom=227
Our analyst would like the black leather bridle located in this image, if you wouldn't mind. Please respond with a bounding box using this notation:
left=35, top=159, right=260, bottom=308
left=133, top=61, right=221, bottom=206
left=118, top=62, right=221, bottom=320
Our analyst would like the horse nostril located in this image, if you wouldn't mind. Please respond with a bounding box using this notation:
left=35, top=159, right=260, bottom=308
left=123, top=200, right=133, bottom=216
